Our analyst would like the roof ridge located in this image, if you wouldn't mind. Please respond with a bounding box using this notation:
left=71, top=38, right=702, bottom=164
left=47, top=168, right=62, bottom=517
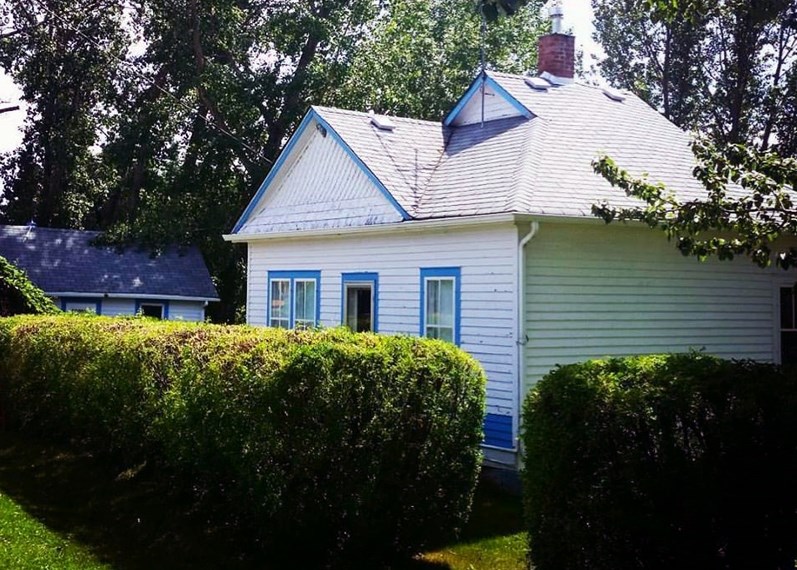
left=511, top=119, right=549, bottom=212
left=507, top=121, right=535, bottom=212
left=413, top=128, right=455, bottom=214
left=487, top=70, right=611, bottom=92
left=312, top=105, right=440, bottom=128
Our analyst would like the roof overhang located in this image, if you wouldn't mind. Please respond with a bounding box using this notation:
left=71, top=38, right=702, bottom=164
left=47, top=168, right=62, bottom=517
left=224, top=211, right=641, bottom=243
left=47, top=292, right=220, bottom=303
left=224, top=213, right=537, bottom=242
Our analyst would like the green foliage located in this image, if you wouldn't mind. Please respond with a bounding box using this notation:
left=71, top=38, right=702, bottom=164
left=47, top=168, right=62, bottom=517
left=593, top=139, right=797, bottom=269
left=0, top=255, right=59, bottom=316
left=0, top=315, right=486, bottom=566
left=592, top=0, right=797, bottom=153
left=1, top=0, right=548, bottom=322
left=0, top=0, right=126, bottom=228
left=522, top=353, right=797, bottom=570
left=327, top=0, right=545, bottom=121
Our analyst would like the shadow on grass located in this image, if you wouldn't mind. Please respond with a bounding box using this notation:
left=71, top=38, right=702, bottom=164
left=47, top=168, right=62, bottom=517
left=0, top=431, right=523, bottom=570
left=0, top=431, right=279, bottom=569
left=460, top=477, right=524, bottom=543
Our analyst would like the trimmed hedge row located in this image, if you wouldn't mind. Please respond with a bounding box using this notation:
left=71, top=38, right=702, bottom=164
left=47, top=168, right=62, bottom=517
left=0, top=315, right=486, bottom=566
left=523, top=353, right=797, bottom=570
left=0, top=255, right=59, bottom=316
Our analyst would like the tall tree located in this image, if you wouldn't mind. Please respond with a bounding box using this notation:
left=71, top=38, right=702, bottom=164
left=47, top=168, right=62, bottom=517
left=0, top=0, right=126, bottom=227
left=327, top=0, right=546, bottom=120
left=592, top=1, right=797, bottom=271
left=592, top=0, right=797, bottom=153
left=1, top=0, right=549, bottom=321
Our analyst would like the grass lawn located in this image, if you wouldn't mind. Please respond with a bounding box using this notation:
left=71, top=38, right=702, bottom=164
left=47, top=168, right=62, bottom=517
left=0, top=431, right=526, bottom=569
left=416, top=477, right=527, bottom=570
left=0, top=492, right=110, bottom=569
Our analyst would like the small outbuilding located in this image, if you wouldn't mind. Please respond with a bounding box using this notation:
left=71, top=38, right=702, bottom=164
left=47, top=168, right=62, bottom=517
left=0, top=225, right=218, bottom=321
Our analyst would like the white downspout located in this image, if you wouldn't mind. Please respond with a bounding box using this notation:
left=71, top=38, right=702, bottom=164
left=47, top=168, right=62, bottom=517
left=516, top=221, right=539, bottom=451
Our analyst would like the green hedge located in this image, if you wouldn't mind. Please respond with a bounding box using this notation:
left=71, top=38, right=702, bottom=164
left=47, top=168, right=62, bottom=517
left=0, top=315, right=486, bottom=566
left=0, top=255, right=59, bottom=316
left=522, top=354, right=797, bottom=570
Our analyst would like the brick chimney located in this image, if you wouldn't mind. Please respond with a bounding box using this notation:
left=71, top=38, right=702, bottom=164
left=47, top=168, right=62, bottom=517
left=537, top=3, right=574, bottom=80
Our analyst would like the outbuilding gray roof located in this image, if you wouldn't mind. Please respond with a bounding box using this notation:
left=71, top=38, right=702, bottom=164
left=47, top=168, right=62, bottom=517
left=310, top=70, right=719, bottom=221
left=0, top=226, right=219, bottom=301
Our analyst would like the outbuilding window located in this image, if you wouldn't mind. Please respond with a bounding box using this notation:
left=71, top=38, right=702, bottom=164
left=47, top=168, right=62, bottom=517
left=135, top=300, right=169, bottom=320
left=268, top=271, right=320, bottom=329
left=62, top=298, right=102, bottom=314
left=420, top=267, right=461, bottom=345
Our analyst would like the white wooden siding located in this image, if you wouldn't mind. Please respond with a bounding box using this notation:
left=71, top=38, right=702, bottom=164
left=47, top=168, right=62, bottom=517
left=523, top=222, right=796, bottom=393
left=247, top=224, right=518, bottom=415
left=452, top=82, right=524, bottom=126
left=168, top=301, right=205, bottom=322
left=100, top=298, right=135, bottom=317
left=239, top=126, right=402, bottom=235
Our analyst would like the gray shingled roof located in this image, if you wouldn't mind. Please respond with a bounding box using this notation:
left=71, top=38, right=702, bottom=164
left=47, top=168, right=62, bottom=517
left=0, top=226, right=219, bottom=300
left=308, top=71, right=723, bottom=221
left=314, top=106, right=447, bottom=213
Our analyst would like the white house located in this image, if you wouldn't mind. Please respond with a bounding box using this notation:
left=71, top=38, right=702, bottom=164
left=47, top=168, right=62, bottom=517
left=225, top=23, right=797, bottom=469
left=0, top=225, right=219, bottom=321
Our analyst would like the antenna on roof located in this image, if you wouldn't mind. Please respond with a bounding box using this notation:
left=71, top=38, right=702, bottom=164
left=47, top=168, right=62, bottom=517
left=479, top=5, right=487, bottom=128
left=24, top=220, right=36, bottom=240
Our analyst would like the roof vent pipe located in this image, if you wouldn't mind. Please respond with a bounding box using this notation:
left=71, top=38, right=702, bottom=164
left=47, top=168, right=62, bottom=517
left=548, top=1, right=564, bottom=34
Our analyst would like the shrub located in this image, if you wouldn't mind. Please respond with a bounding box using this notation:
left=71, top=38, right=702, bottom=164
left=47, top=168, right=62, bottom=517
left=522, top=353, right=797, bottom=570
left=0, top=315, right=486, bottom=566
left=0, top=255, right=59, bottom=316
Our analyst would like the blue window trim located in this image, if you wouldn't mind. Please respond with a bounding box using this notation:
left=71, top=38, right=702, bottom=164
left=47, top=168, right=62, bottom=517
left=231, top=108, right=410, bottom=233
left=134, top=299, right=170, bottom=320
left=443, top=73, right=532, bottom=127
left=419, top=267, right=462, bottom=346
left=267, top=270, right=321, bottom=328
left=340, top=272, right=379, bottom=332
left=61, top=297, right=102, bottom=315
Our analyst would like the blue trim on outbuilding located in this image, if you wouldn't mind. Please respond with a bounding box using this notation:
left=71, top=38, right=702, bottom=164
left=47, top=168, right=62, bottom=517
left=231, top=108, right=410, bottom=234
left=419, top=267, right=462, bottom=346
left=134, top=299, right=170, bottom=320
left=266, top=270, right=321, bottom=328
left=61, top=297, right=102, bottom=315
left=484, top=413, right=514, bottom=449
left=443, top=73, right=532, bottom=127
left=341, top=272, right=379, bottom=332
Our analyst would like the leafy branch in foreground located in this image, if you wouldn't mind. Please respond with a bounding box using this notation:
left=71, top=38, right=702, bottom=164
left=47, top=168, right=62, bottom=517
left=592, top=140, right=797, bottom=269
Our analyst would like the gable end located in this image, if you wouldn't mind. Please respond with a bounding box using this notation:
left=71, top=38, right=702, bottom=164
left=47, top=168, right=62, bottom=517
left=232, top=109, right=410, bottom=234
left=444, top=74, right=532, bottom=127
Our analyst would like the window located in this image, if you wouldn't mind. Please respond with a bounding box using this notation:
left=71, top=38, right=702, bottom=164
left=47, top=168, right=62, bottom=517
left=62, top=298, right=101, bottom=314
left=420, top=267, right=461, bottom=345
left=135, top=300, right=169, bottom=320
left=270, top=279, right=290, bottom=328
left=341, top=273, right=378, bottom=332
left=267, top=271, right=320, bottom=329
left=780, top=286, right=797, bottom=365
